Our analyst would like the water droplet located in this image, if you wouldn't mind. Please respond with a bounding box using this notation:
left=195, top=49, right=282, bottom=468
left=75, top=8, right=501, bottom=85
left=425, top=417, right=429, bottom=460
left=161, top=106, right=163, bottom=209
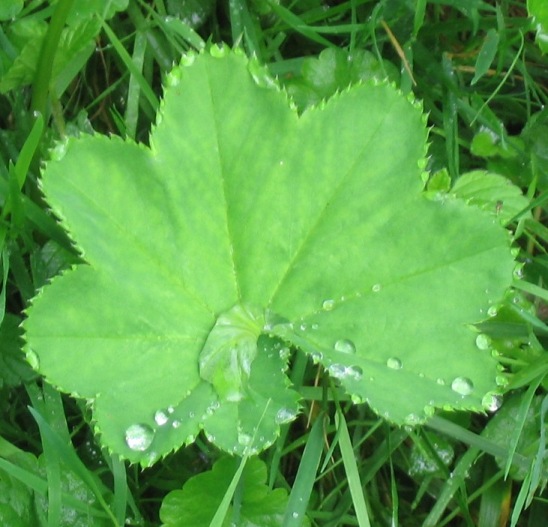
left=275, top=407, right=297, bottom=424
left=328, top=363, right=347, bottom=379
left=475, top=334, right=491, bottom=350
left=436, top=378, right=445, bottom=385
left=310, top=351, right=323, bottom=364
left=311, top=323, right=319, bottom=330
left=372, top=283, right=382, bottom=292
left=334, top=339, right=356, bottom=354
left=347, top=365, right=363, bottom=380
left=238, top=432, right=252, bottom=446
left=423, top=405, right=435, bottom=417
left=351, top=394, right=364, bottom=404
left=154, top=410, right=169, bottom=426
left=513, top=263, right=524, bottom=279
left=172, top=420, right=181, bottom=428
left=299, top=323, right=307, bottom=331
left=451, top=377, right=474, bottom=396
left=26, top=349, right=40, bottom=370
left=404, top=413, right=421, bottom=426
left=487, top=305, right=498, bottom=317
left=279, top=347, right=291, bottom=360
left=495, top=375, right=509, bottom=387
left=322, top=299, right=335, bottom=311
left=386, top=357, right=402, bottom=370
left=482, top=393, right=502, bottom=412
left=167, top=406, right=175, bottom=414
left=125, top=424, right=154, bottom=452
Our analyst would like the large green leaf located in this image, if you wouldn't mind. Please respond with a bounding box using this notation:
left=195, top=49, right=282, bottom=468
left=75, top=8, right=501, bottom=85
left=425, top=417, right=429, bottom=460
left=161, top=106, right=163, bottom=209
left=24, top=47, right=515, bottom=464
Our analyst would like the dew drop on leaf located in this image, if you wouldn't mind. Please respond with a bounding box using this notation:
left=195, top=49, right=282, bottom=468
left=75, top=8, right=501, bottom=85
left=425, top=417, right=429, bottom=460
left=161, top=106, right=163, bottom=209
left=167, top=406, right=175, bottom=414
left=487, top=305, right=498, bottom=317
left=322, top=299, right=335, bottom=311
left=172, top=420, right=181, bottom=428
left=351, top=394, right=364, bottom=404
left=436, top=378, right=446, bottom=385
left=481, top=392, right=502, bottom=412
left=372, top=283, right=382, bottom=292
left=328, top=363, right=347, bottom=379
left=450, top=377, right=474, bottom=396
left=238, top=432, right=252, bottom=446
left=125, top=424, right=154, bottom=452
left=310, top=351, right=323, bottom=364
left=154, top=409, right=169, bottom=426
left=334, top=339, right=356, bottom=354
left=475, top=334, right=492, bottom=350
left=275, top=407, right=297, bottom=424
left=404, top=413, right=421, bottom=426
left=347, top=365, right=363, bottom=380
left=495, top=375, right=509, bottom=387
left=386, top=357, right=403, bottom=370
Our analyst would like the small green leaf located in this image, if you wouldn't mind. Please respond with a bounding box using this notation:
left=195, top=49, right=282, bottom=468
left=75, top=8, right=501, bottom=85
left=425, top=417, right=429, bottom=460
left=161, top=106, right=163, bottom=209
left=451, top=170, right=530, bottom=224
left=0, top=314, right=35, bottom=388
left=160, top=456, right=295, bottom=527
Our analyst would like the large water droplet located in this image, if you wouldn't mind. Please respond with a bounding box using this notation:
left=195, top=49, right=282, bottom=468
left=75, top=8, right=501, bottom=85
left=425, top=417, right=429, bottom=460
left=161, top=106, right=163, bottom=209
left=322, top=299, right=335, bottom=311
left=275, top=407, right=297, bottom=424
left=334, top=339, right=356, bottom=354
left=386, top=357, right=402, bottom=370
left=125, top=424, right=154, bottom=452
left=154, top=410, right=169, bottom=426
left=451, top=377, right=474, bottom=396
left=481, top=393, right=502, bottom=412
left=475, top=334, right=492, bottom=350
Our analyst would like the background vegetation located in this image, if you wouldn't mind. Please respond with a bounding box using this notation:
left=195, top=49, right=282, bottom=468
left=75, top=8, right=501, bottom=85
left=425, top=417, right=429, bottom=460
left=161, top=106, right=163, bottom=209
left=0, top=0, right=547, bottom=525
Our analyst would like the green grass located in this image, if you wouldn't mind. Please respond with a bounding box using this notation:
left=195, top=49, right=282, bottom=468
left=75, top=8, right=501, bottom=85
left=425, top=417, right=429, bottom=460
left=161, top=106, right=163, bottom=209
left=1, top=0, right=547, bottom=525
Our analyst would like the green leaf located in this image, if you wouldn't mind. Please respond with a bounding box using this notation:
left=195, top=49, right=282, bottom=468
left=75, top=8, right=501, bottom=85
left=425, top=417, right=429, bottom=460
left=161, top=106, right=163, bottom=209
left=160, top=456, right=294, bottom=527
left=451, top=170, right=530, bottom=224
left=24, top=48, right=515, bottom=464
left=528, top=0, right=548, bottom=54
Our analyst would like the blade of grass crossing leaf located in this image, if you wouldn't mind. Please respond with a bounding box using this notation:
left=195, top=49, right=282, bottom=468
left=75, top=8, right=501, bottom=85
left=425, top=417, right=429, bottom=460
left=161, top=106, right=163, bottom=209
left=283, top=416, right=324, bottom=526
left=336, top=411, right=372, bottom=527
left=209, top=455, right=248, bottom=527
left=388, top=433, right=399, bottom=527
left=512, top=280, right=548, bottom=302
left=423, top=446, right=479, bottom=527
left=426, top=416, right=536, bottom=476
left=108, top=454, right=129, bottom=526
left=28, top=407, right=119, bottom=526
left=101, top=20, right=159, bottom=111
left=124, top=30, right=147, bottom=140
